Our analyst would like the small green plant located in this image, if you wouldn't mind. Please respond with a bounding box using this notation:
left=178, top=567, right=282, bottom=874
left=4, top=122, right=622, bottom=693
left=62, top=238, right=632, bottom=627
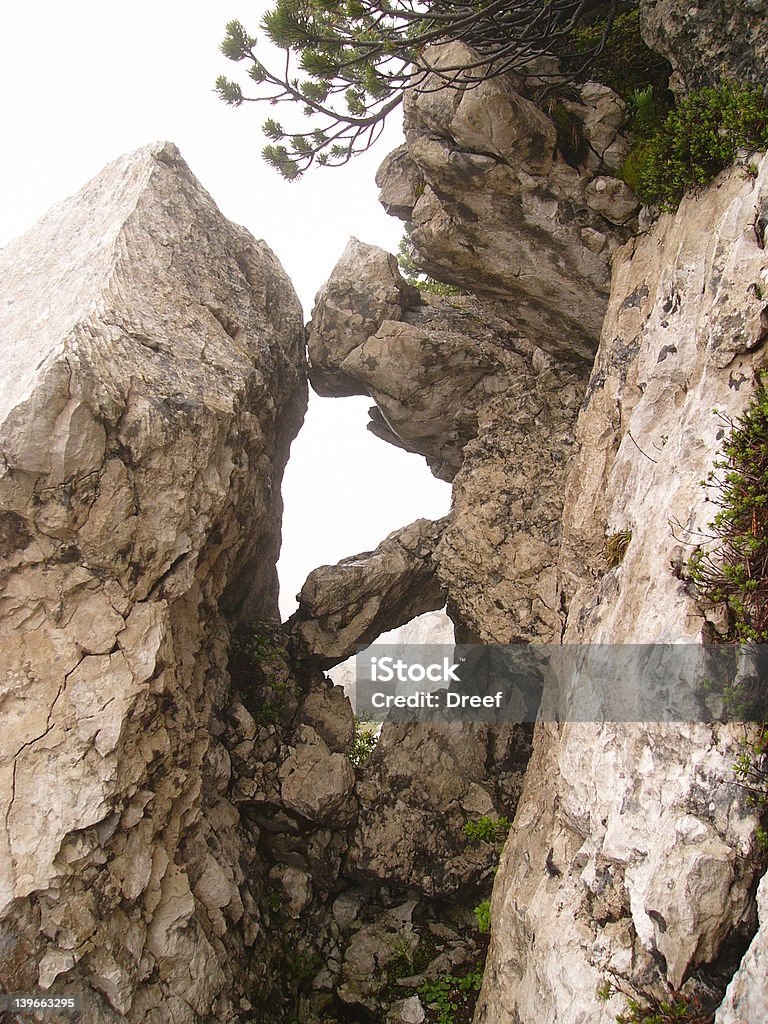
left=463, top=815, right=511, bottom=844
left=615, top=994, right=706, bottom=1024
left=565, top=8, right=671, bottom=100
left=418, top=965, right=483, bottom=1024
left=265, top=887, right=282, bottom=913
left=397, top=226, right=463, bottom=297
left=623, top=81, right=768, bottom=209
left=689, top=375, right=768, bottom=650
left=597, top=979, right=613, bottom=1002
left=473, top=899, right=491, bottom=934
left=606, top=530, right=633, bottom=568
left=348, top=715, right=378, bottom=767
left=743, top=161, right=760, bottom=180
left=733, top=723, right=768, bottom=811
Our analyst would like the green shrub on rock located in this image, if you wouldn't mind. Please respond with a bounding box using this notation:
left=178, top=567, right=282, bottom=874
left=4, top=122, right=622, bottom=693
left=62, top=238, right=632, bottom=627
left=624, top=81, right=768, bottom=209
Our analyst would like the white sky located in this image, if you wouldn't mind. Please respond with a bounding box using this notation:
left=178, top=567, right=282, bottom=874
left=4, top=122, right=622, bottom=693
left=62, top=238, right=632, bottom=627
left=0, top=1, right=451, bottom=618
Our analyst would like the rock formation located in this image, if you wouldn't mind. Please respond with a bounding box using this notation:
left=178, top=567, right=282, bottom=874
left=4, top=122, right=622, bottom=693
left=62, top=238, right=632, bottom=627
left=289, top=517, right=448, bottom=667
left=639, top=0, right=768, bottom=93
left=308, top=242, right=585, bottom=642
left=475, top=152, right=768, bottom=1024
left=4, top=10, right=768, bottom=1024
left=0, top=142, right=308, bottom=1022
left=376, top=41, right=638, bottom=362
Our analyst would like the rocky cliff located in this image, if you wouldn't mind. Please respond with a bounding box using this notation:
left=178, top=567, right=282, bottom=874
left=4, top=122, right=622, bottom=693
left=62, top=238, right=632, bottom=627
left=299, top=22, right=768, bottom=1024
left=0, top=142, right=311, bottom=1021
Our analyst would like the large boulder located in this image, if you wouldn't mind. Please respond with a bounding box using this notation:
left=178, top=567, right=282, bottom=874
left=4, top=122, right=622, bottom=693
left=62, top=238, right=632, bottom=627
left=0, top=142, right=306, bottom=1021
left=289, top=517, right=448, bottom=667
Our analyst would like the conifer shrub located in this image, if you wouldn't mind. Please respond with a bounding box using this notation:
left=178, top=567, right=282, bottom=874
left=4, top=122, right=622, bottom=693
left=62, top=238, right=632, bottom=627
left=624, top=82, right=768, bottom=209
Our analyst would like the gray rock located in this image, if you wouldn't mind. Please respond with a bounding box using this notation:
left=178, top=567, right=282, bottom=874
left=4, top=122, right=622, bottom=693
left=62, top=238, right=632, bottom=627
left=280, top=726, right=357, bottom=826
left=716, top=871, right=768, bottom=1023
left=639, top=0, right=768, bottom=93
left=376, top=41, right=637, bottom=362
left=476, top=153, right=768, bottom=1024
left=0, top=142, right=306, bottom=1020
left=289, top=518, right=448, bottom=666
left=308, top=237, right=419, bottom=397
left=299, top=676, right=356, bottom=752
left=348, top=722, right=532, bottom=896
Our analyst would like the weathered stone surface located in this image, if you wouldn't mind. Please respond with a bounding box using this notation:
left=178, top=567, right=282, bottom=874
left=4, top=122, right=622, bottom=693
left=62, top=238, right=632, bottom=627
left=376, top=41, right=637, bottom=361
left=279, top=726, right=357, bottom=826
left=476, top=154, right=768, bottom=1024
left=308, top=243, right=586, bottom=642
left=337, top=900, right=418, bottom=1010
left=299, top=675, right=356, bottom=752
left=639, top=0, right=768, bottom=94
left=0, top=142, right=307, bottom=1021
left=348, top=722, right=532, bottom=896
left=289, top=517, right=448, bottom=667
left=329, top=609, right=454, bottom=702
left=716, top=871, right=768, bottom=1023
left=308, top=237, right=419, bottom=398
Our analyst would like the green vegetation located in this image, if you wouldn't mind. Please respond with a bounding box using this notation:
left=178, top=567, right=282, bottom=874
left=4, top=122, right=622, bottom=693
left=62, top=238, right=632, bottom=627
left=566, top=8, right=669, bottom=100
left=473, top=898, right=492, bottom=934
left=687, top=376, right=768, bottom=855
left=418, top=965, right=483, bottom=1024
left=216, top=1, right=647, bottom=178
left=599, top=977, right=715, bottom=1023
left=228, top=621, right=300, bottom=724
left=623, top=81, right=768, bottom=209
left=397, top=227, right=463, bottom=297
left=615, top=994, right=709, bottom=1024
left=348, top=715, right=378, bottom=767
left=690, top=376, right=768, bottom=649
left=462, top=815, right=511, bottom=844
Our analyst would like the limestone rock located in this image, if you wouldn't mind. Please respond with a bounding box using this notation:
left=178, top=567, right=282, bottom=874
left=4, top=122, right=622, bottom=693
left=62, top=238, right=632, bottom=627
left=280, top=726, right=357, bottom=826
left=0, top=142, right=306, bottom=1020
left=476, top=154, right=768, bottom=1024
left=387, top=995, right=426, bottom=1024
left=337, top=900, right=418, bottom=1010
left=639, top=0, right=768, bottom=93
left=348, top=722, right=532, bottom=896
left=299, top=675, right=356, bottom=752
left=308, top=237, right=419, bottom=397
left=329, top=609, right=454, bottom=703
left=289, top=518, right=448, bottom=667
left=376, top=41, right=637, bottom=361
left=308, top=244, right=586, bottom=642
left=716, top=871, right=768, bottom=1024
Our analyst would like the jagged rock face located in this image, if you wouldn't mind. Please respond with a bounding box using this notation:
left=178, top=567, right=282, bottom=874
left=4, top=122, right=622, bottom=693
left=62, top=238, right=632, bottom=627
left=434, top=351, right=583, bottom=644
left=308, top=240, right=520, bottom=482
left=716, top=872, right=768, bottom=1023
left=308, top=241, right=587, bottom=642
left=0, top=143, right=306, bottom=1021
left=376, top=42, right=638, bottom=362
left=308, top=238, right=420, bottom=398
left=348, top=722, right=532, bottom=897
left=476, top=155, right=768, bottom=1024
left=289, top=517, right=448, bottom=668
left=639, top=0, right=768, bottom=93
